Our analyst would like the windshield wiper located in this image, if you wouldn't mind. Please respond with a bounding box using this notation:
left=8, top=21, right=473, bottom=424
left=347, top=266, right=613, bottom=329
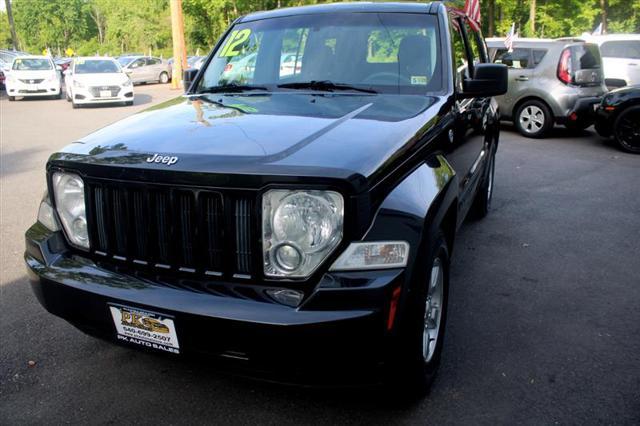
left=198, top=83, right=268, bottom=94
left=277, top=80, right=377, bottom=94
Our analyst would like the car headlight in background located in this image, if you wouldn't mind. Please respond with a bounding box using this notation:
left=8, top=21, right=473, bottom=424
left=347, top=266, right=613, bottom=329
left=73, top=79, right=84, bottom=88
left=122, top=77, right=132, bottom=87
left=330, top=241, right=409, bottom=271
left=37, top=190, right=60, bottom=232
left=52, top=172, right=89, bottom=250
left=263, top=190, right=343, bottom=278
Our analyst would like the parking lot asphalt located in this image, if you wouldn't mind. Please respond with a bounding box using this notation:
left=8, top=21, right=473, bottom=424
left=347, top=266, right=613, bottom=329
left=1, top=86, right=639, bottom=424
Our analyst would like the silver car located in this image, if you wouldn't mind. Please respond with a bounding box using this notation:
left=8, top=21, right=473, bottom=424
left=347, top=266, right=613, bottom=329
left=487, top=38, right=606, bottom=138
left=118, top=56, right=171, bottom=84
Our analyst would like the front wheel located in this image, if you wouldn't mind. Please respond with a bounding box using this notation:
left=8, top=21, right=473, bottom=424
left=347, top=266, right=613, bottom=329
left=514, top=100, right=553, bottom=138
left=613, top=106, right=640, bottom=154
left=383, top=232, right=450, bottom=397
left=8, top=96, right=15, bottom=101
left=159, top=72, right=169, bottom=84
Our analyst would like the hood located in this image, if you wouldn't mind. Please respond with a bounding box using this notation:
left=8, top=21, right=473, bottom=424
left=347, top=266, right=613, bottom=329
left=8, top=69, right=57, bottom=79
left=55, top=93, right=445, bottom=191
left=72, top=72, right=129, bottom=86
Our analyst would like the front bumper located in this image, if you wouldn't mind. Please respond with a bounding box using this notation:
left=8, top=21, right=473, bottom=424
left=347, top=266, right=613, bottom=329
left=25, top=223, right=402, bottom=383
left=6, top=81, right=60, bottom=97
left=72, top=86, right=133, bottom=104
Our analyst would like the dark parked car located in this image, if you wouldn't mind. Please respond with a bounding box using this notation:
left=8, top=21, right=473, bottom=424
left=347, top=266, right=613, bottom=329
left=25, top=2, right=506, bottom=394
left=595, top=85, right=640, bottom=153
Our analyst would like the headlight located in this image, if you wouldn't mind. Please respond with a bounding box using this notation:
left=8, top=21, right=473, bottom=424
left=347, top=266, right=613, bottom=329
left=37, top=190, right=60, bottom=232
left=52, top=172, right=89, bottom=250
left=122, top=77, right=132, bottom=87
left=263, top=190, right=343, bottom=278
left=73, top=79, right=84, bottom=88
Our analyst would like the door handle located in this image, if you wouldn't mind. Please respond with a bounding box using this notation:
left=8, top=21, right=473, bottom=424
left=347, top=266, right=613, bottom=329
left=515, top=76, right=529, bottom=81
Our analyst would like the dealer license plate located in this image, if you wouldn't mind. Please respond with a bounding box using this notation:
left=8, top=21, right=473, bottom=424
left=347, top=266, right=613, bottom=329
left=109, top=305, right=180, bottom=354
left=99, top=90, right=111, bottom=98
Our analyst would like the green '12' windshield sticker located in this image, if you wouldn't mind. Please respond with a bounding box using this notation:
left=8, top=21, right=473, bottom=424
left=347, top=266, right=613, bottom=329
left=218, top=29, right=251, bottom=57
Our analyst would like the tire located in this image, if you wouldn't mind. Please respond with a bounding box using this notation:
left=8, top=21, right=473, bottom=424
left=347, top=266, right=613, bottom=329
left=383, top=231, right=450, bottom=398
left=159, top=72, right=169, bottom=84
left=470, top=147, right=496, bottom=220
left=8, top=96, right=15, bottom=101
left=514, top=100, right=553, bottom=138
left=65, top=90, right=71, bottom=102
left=72, top=100, right=79, bottom=109
left=613, top=106, right=640, bottom=154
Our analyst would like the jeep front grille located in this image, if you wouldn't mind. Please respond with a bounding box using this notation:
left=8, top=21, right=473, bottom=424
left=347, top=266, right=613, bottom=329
left=85, top=180, right=256, bottom=279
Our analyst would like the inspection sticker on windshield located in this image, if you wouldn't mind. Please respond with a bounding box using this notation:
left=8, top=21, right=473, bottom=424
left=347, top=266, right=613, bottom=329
left=109, top=305, right=180, bottom=354
left=411, top=76, right=427, bottom=85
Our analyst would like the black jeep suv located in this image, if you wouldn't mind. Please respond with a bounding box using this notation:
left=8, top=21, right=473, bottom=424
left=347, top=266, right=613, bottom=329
left=25, top=2, right=506, bottom=393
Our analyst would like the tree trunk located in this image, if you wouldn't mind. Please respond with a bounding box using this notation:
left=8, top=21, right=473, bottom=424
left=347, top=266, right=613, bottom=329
left=4, top=0, right=19, bottom=50
left=600, top=0, right=608, bottom=34
left=487, top=0, right=495, bottom=37
left=529, top=0, right=536, bottom=36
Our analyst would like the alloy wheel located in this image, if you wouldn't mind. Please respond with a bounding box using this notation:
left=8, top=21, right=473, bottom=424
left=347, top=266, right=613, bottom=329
left=423, top=257, right=444, bottom=363
left=519, top=105, right=545, bottom=134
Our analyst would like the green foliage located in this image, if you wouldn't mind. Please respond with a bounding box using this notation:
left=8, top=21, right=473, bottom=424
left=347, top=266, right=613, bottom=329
left=2, top=0, right=639, bottom=55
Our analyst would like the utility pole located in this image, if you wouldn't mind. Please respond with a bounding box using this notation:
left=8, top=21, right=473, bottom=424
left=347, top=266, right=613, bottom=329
left=170, top=0, right=187, bottom=90
left=5, top=0, right=19, bottom=50
left=529, top=0, right=536, bottom=36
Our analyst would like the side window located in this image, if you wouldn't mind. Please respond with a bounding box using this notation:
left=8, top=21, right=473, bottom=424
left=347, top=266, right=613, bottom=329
left=132, top=58, right=145, bottom=68
left=533, top=49, right=547, bottom=66
left=451, top=18, right=470, bottom=91
left=463, top=19, right=486, bottom=65
left=494, top=48, right=531, bottom=69
left=148, top=58, right=161, bottom=65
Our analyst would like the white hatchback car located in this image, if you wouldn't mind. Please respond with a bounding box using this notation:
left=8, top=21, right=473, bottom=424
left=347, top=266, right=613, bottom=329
left=65, top=57, right=134, bottom=108
left=5, top=56, right=61, bottom=101
left=581, top=34, right=640, bottom=87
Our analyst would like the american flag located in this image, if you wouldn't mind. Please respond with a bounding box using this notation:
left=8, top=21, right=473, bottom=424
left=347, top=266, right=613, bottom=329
left=464, top=0, right=481, bottom=31
left=505, top=23, right=516, bottom=52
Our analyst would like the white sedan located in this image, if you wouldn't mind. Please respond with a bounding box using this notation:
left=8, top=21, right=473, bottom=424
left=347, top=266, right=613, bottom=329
left=5, top=56, right=61, bottom=101
left=65, top=57, right=134, bottom=108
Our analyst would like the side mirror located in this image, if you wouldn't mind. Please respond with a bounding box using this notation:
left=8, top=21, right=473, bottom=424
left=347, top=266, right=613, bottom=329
left=461, top=63, right=508, bottom=99
left=183, top=68, right=198, bottom=92
left=605, top=78, right=626, bottom=90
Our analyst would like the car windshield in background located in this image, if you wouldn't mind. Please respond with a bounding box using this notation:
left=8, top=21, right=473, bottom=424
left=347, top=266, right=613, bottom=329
left=75, top=59, right=121, bottom=74
left=13, top=58, right=52, bottom=71
left=199, top=12, right=442, bottom=94
left=117, top=57, right=135, bottom=67
left=600, top=40, right=640, bottom=59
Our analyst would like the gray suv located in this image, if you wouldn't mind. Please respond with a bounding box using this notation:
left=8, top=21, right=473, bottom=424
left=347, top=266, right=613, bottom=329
left=487, top=38, right=606, bottom=138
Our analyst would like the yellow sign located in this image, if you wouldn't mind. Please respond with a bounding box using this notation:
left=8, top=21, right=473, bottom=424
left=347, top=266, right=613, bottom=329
left=65, top=48, right=74, bottom=57
left=218, top=29, right=251, bottom=57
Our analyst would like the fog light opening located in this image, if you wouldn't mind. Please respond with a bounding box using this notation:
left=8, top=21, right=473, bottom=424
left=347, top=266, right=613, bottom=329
left=266, top=289, right=304, bottom=307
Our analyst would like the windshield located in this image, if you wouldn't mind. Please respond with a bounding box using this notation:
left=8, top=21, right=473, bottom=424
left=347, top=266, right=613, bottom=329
left=12, top=58, right=53, bottom=71
left=198, top=13, right=442, bottom=94
left=118, top=57, right=135, bottom=67
left=75, top=59, right=121, bottom=74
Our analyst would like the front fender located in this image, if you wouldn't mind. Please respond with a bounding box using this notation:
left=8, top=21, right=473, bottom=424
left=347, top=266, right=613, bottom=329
left=363, top=155, right=458, bottom=294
